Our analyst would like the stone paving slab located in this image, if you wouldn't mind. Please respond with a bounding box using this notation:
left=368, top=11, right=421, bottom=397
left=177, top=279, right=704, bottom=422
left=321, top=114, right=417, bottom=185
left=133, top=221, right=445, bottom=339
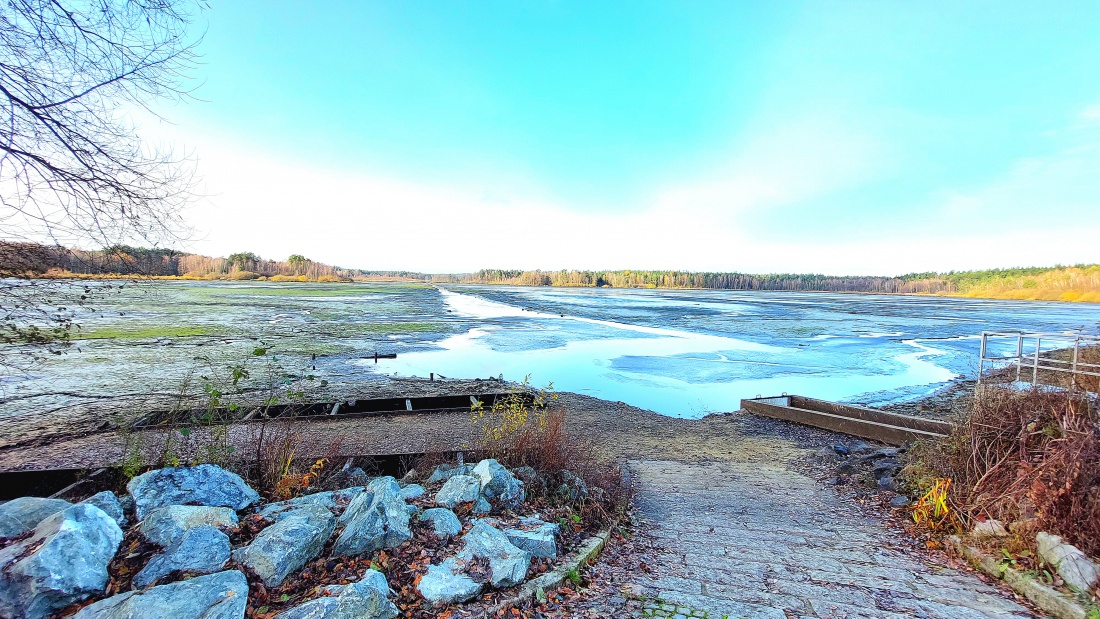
left=627, top=459, right=1034, bottom=619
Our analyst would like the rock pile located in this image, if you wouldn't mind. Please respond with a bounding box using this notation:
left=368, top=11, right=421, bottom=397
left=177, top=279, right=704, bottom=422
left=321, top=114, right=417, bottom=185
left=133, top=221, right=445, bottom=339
left=828, top=441, right=907, bottom=503
left=0, top=458, right=565, bottom=617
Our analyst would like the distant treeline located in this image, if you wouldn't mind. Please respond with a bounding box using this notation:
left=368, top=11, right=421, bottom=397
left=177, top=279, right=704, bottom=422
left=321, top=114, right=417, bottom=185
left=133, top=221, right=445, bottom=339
left=5, top=242, right=1097, bottom=302
left=433, top=265, right=1100, bottom=302
left=0, top=242, right=430, bottom=282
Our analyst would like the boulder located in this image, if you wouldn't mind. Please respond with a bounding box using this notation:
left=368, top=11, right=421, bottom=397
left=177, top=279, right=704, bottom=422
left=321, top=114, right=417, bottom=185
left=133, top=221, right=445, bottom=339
left=342, top=467, right=371, bottom=488
left=140, top=505, right=238, bottom=547
left=513, top=466, right=546, bottom=496
left=133, top=525, right=231, bottom=588
left=420, top=508, right=462, bottom=538
left=877, top=476, right=897, bottom=493
left=426, top=464, right=473, bottom=484
left=416, top=559, right=482, bottom=605
left=503, top=518, right=559, bottom=559
left=259, top=488, right=362, bottom=521
left=1037, top=532, right=1100, bottom=593
left=233, top=505, right=336, bottom=586
left=72, top=570, right=248, bottom=619
left=889, top=495, right=911, bottom=508
left=836, top=461, right=857, bottom=475
left=473, top=495, right=492, bottom=515
left=848, top=440, right=873, bottom=454
left=276, top=572, right=398, bottom=619
left=357, top=569, right=391, bottom=596
left=472, top=459, right=524, bottom=508
left=971, top=519, right=1008, bottom=539
left=434, top=475, right=481, bottom=509
left=399, top=484, right=425, bottom=501
left=831, top=443, right=850, bottom=456
left=127, top=465, right=260, bottom=520
left=0, top=504, right=123, bottom=619
left=457, top=520, right=531, bottom=588
left=0, top=496, right=71, bottom=538
left=557, top=470, right=588, bottom=502
left=80, top=492, right=127, bottom=528
left=872, top=459, right=900, bottom=479
left=333, top=477, right=411, bottom=557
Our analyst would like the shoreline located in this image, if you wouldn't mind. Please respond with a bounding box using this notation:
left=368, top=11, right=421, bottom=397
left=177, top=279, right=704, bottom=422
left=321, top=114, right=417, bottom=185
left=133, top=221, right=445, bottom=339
left=21, top=274, right=1100, bottom=304
left=0, top=372, right=979, bottom=474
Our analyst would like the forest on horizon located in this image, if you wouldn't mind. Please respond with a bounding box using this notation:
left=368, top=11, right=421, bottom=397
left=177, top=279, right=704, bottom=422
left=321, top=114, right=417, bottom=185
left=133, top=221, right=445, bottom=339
left=3, top=242, right=1099, bottom=302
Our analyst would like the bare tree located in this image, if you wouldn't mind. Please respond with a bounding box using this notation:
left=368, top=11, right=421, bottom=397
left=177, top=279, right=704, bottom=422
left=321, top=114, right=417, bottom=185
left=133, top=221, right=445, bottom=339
left=0, top=0, right=203, bottom=365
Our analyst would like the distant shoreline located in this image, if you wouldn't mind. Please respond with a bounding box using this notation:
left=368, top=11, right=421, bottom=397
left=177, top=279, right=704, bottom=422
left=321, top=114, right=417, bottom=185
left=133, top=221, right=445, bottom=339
left=24, top=273, right=1100, bottom=304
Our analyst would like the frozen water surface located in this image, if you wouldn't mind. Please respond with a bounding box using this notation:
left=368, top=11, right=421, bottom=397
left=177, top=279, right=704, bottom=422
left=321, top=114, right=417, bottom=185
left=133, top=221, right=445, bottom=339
left=4, top=281, right=1098, bottom=419
left=381, top=286, right=1098, bottom=417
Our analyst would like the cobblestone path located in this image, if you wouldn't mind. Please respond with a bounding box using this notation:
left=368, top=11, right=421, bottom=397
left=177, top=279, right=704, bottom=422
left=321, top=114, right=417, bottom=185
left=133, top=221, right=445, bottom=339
left=627, top=459, right=1033, bottom=619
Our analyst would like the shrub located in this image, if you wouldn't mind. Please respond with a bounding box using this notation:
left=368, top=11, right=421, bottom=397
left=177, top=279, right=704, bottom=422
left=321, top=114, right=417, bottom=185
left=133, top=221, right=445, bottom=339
left=904, top=383, right=1100, bottom=555
left=471, top=380, right=632, bottom=526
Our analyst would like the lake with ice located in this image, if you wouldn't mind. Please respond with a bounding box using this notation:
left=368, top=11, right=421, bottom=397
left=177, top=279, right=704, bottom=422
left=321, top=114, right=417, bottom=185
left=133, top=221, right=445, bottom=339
left=4, top=282, right=1098, bottom=419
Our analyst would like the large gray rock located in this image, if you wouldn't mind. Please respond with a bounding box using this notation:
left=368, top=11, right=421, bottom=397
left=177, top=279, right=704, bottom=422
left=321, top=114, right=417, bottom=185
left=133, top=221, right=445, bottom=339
left=333, top=478, right=411, bottom=557
left=133, top=525, right=231, bottom=588
left=971, top=519, right=1008, bottom=539
left=357, top=569, right=391, bottom=596
left=503, top=518, right=559, bottom=559
left=434, top=475, right=480, bottom=508
left=472, top=459, right=524, bottom=508
left=72, top=570, right=248, bottom=619
left=128, top=465, right=260, bottom=520
left=0, top=504, right=123, bottom=619
left=420, top=508, right=462, bottom=538
left=1037, top=532, right=1100, bottom=593
left=140, top=505, right=238, bottom=546
left=233, top=505, right=336, bottom=586
left=426, top=464, right=473, bottom=484
left=80, top=492, right=127, bottom=528
left=275, top=571, right=398, bottom=619
left=513, top=466, right=546, bottom=495
left=473, top=495, right=492, bottom=515
left=259, top=488, right=362, bottom=521
left=416, top=559, right=482, bottom=605
left=399, top=484, right=425, bottom=501
left=457, top=520, right=531, bottom=588
left=0, top=496, right=71, bottom=538
left=557, top=471, right=588, bottom=502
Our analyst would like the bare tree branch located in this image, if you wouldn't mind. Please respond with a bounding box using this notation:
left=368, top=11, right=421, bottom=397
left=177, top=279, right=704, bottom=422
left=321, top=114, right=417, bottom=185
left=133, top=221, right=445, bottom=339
left=0, top=0, right=204, bottom=366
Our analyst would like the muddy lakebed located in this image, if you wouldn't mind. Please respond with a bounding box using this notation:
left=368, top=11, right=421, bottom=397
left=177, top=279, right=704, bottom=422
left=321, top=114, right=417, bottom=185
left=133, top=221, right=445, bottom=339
left=4, top=281, right=1099, bottom=425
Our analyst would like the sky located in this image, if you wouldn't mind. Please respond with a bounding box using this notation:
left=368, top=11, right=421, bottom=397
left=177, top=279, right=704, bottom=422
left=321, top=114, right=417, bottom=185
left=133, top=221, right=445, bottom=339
left=149, top=1, right=1100, bottom=275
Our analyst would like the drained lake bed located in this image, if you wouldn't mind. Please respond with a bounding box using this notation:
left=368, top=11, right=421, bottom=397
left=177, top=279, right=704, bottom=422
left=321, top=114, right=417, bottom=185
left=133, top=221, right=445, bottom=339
left=3, top=281, right=1098, bottom=421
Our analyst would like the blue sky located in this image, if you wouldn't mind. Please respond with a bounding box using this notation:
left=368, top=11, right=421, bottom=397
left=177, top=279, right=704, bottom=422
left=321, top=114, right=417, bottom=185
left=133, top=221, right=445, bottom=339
left=160, top=1, right=1100, bottom=274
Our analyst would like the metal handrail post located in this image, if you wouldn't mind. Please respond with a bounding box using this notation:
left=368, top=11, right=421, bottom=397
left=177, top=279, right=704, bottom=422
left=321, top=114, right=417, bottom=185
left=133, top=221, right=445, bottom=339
left=1033, top=336, right=1041, bottom=384
left=978, top=332, right=987, bottom=384
left=1016, top=334, right=1023, bottom=382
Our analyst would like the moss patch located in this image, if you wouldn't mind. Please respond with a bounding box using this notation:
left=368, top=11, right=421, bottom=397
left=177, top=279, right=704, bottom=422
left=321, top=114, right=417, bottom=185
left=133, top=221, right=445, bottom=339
left=233, top=283, right=431, bottom=297
left=78, top=325, right=221, bottom=340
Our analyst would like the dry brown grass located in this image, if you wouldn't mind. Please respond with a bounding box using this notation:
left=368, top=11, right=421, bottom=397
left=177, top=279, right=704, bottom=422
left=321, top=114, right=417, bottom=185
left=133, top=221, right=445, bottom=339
left=472, top=390, right=632, bottom=527
left=242, top=418, right=347, bottom=500
left=906, top=382, right=1100, bottom=556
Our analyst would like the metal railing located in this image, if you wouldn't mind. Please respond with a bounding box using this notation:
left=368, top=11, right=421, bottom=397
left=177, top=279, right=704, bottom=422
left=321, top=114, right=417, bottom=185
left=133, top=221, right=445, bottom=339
left=978, top=331, right=1100, bottom=388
